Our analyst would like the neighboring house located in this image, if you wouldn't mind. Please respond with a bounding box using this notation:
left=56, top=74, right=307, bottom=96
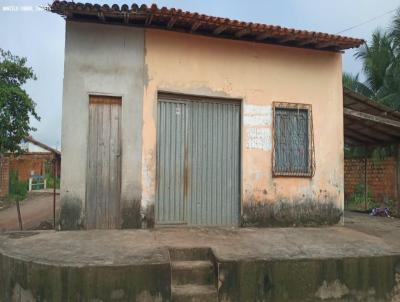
left=0, top=137, right=61, bottom=198
left=8, top=137, right=61, bottom=182
left=51, top=1, right=364, bottom=229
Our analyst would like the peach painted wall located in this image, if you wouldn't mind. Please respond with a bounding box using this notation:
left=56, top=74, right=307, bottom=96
left=142, top=29, right=344, bottom=212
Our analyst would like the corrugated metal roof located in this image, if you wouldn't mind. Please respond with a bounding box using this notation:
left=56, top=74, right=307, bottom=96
left=50, top=1, right=364, bottom=51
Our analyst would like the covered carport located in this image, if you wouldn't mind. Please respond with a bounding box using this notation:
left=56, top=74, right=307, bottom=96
left=343, top=88, right=400, bottom=214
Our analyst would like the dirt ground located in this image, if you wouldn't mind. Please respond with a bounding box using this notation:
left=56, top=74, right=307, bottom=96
left=0, top=192, right=60, bottom=232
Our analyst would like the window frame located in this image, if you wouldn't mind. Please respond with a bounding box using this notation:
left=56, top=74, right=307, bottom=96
left=272, top=102, right=315, bottom=177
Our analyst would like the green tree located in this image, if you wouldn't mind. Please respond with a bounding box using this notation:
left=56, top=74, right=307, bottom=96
left=343, top=9, right=400, bottom=109
left=0, top=49, right=40, bottom=155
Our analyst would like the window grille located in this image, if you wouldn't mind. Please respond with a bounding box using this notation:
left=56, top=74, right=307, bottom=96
left=273, top=102, right=315, bottom=177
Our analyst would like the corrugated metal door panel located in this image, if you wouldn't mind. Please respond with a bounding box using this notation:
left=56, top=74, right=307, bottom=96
left=156, top=100, right=187, bottom=224
left=187, top=101, right=240, bottom=225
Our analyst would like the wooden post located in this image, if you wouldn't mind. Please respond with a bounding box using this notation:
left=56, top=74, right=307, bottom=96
left=53, top=157, right=57, bottom=229
left=397, top=144, right=400, bottom=216
left=16, top=200, right=23, bottom=230
left=364, top=147, right=368, bottom=211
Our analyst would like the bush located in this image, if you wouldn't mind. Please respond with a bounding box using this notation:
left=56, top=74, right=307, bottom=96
left=45, top=173, right=60, bottom=189
left=8, top=170, right=28, bottom=202
left=346, top=184, right=378, bottom=211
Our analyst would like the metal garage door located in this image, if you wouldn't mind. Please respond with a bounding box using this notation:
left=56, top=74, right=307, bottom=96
left=156, top=95, right=240, bottom=225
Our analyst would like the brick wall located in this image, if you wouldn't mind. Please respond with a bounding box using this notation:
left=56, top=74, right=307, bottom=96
left=344, top=157, right=397, bottom=202
left=8, top=153, right=55, bottom=181
left=0, top=157, right=10, bottom=198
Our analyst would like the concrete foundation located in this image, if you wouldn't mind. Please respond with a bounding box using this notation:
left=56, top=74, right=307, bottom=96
left=1, top=212, right=400, bottom=301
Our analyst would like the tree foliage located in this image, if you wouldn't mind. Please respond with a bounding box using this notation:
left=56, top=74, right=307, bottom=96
left=343, top=9, right=400, bottom=110
left=0, top=49, right=39, bottom=154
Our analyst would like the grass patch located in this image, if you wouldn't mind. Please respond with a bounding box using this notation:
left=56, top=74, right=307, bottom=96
left=0, top=171, right=28, bottom=210
left=346, top=184, right=377, bottom=212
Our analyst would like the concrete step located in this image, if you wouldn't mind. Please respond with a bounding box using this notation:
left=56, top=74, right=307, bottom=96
left=171, top=261, right=214, bottom=285
left=171, top=284, right=218, bottom=302
left=169, top=247, right=212, bottom=261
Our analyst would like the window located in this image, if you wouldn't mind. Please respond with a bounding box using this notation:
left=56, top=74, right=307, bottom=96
left=273, top=102, right=315, bottom=177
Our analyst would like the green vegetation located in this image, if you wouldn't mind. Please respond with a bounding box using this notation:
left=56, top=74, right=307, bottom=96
left=343, top=9, right=400, bottom=109
left=0, top=49, right=39, bottom=155
left=0, top=171, right=28, bottom=210
left=0, top=48, right=39, bottom=213
left=346, top=184, right=377, bottom=211
left=45, top=173, right=60, bottom=189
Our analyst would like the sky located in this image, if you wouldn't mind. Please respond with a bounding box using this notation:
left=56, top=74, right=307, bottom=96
left=0, top=0, right=399, bottom=149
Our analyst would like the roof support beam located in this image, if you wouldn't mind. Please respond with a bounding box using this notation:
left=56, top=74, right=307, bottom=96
left=344, top=108, right=400, bottom=128
left=167, top=16, right=177, bottom=29
left=296, top=39, right=315, bottom=46
left=97, top=12, right=105, bottom=22
left=145, top=13, right=153, bottom=25
left=345, top=137, right=365, bottom=146
left=315, top=42, right=337, bottom=49
left=255, top=32, right=272, bottom=41
left=345, top=131, right=378, bottom=145
left=190, top=21, right=201, bottom=33
left=277, top=36, right=295, bottom=43
left=213, top=25, right=228, bottom=35
left=235, top=28, right=251, bottom=38
left=347, top=123, right=400, bottom=141
left=345, top=127, right=388, bottom=144
left=123, top=13, right=129, bottom=24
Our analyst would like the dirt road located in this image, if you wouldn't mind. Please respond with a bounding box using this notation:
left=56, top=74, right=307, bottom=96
left=0, top=192, right=60, bottom=232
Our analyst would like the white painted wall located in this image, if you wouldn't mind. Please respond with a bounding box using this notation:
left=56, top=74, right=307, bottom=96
left=61, top=21, right=144, bottom=221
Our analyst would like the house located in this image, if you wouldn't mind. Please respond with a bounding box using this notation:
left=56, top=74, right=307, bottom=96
left=51, top=1, right=364, bottom=229
left=0, top=137, right=61, bottom=198
left=9, top=136, right=61, bottom=181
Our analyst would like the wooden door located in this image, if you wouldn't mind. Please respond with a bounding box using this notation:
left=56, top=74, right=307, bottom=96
left=86, top=95, right=122, bottom=229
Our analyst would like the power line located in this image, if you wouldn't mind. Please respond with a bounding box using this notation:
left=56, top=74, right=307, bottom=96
left=335, top=7, right=398, bottom=35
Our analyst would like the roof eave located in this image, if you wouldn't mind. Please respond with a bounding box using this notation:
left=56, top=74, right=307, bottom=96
left=49, top=1, right=365, bottom=51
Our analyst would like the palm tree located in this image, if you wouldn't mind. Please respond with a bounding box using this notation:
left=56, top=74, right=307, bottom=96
left=343, top=10, right=400, bottom=109
left=342, top=72, right=374, bottom=98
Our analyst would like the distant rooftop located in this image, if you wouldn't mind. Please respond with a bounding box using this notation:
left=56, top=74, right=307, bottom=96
left=50, top=1, right=364, bottom=52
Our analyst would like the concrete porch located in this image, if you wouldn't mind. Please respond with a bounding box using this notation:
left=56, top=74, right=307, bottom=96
left=1, top=212, right=400, bottom=301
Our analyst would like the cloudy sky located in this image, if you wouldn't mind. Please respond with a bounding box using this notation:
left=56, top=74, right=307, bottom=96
left=1, top=0, right=399, bottom=149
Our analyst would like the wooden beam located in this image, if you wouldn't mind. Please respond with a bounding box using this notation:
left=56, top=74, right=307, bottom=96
left=396, top=145, right=400, bottom=215
left=213, top=25, right=228, bottom=35
left=98, top=12, right=105, bottom=22
left=235, top=28, right=251, bottom=38
left=278, top=36, right=295, bottom=43
left=344, top=131, right=376, bottom=145
left=297, top=39, right=315, bottom=46
left=344, top=88, right=400, bottom=119
left=315, top=42, right=337, bottom=49
left=190, top=21, right=201, bottom=33
left=145, top=13, right=153, bottom=25
left=123, top=13, right=129, bottom=24
left=345, top=136, right=365, bottom=146
left=255, top=32, right=272, bottom=41
left=347, top=123, right=400, bottom=141
left=345, top=127, right=388, bottom=143
left=167, top=16, right=177, bottom=29
left=344, top=108, right=400, bottom=128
